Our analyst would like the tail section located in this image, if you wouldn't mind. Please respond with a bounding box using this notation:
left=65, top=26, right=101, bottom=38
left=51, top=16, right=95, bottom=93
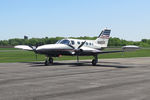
left=95, top=28, right=111, bottom=48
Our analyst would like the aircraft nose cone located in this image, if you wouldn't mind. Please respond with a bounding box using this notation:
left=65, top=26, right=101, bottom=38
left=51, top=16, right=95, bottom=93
left=36, top=46, right=45, bottom=52
left=36, top=45, right=49, bottom=54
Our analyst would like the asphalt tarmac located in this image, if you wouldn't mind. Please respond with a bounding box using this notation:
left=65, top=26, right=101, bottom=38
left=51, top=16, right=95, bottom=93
left=0, top=57, right=150, bottom=100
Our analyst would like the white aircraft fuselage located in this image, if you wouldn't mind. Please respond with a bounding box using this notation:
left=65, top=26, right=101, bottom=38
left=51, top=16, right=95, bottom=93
left=36, top=38, right=104, bottom=56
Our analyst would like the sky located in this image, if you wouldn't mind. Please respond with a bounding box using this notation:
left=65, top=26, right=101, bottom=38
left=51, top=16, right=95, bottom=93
left=0, top=0, right=150, bottom=41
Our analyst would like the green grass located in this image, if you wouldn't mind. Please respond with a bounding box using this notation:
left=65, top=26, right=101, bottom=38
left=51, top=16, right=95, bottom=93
left=0, top=48, right=150, bottom=63
left=0, top=48, right=17, bottom=50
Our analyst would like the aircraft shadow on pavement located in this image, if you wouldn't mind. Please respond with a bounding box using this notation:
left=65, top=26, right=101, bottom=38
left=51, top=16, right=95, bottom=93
left=27, top=61, right=132, bottom=68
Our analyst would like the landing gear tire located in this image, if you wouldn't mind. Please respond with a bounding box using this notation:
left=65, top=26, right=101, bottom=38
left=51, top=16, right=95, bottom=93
left=49, top=57, right=53, bottom=64
left=45, top=57, right=53, bottom=66
left=92, top=59, right=97, bottom=66
left=45, top=59, right=49, bottom=66
left=92, top=55, right=98, bottom=66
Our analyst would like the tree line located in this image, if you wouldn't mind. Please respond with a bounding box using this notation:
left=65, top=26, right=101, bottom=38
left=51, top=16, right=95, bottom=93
left=0, top=36, right=150, bottom=47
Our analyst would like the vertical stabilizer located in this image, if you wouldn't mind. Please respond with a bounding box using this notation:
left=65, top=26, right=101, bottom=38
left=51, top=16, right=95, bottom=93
left=95, top=28, right=111, bottom=48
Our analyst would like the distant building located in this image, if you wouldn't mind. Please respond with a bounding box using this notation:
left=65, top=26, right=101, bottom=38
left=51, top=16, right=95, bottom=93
left=24, top=36, right=28, bottom=39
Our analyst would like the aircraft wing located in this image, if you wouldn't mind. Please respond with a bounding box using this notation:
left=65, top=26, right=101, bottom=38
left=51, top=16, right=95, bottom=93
left=81, top=45, right=140, bottom=55
left=96, top=45, right=140, bottom=54
left=14, top=45, right=33, bottom=51
left=80, top=47, right=123, bottom=55
left=94, top=50, right=123, bottom=54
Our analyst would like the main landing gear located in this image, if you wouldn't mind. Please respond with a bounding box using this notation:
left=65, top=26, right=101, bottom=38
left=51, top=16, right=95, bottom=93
left=45, top=57, right=53, bottom=66
left=92, top=55, right=98, bottom=66
left=44, top=55, right=98, bottom=66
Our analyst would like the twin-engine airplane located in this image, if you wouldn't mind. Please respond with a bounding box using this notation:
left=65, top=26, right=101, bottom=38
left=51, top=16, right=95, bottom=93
left=15, top=28, right=139, bottom=66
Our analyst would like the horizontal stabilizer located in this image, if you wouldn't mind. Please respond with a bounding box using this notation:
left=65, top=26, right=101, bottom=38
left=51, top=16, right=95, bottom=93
left=122, top=45, right=140, bottom=51
left=14, top=45, right=33, bottom=51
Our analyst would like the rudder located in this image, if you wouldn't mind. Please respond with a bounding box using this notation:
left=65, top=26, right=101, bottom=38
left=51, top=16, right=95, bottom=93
left=95, top=28, right=111, bottom=48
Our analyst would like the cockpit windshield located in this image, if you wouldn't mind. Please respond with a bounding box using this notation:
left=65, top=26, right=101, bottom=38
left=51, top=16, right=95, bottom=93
left=56, top=40, right=61, bottom=44
left=56, top=39, right=70, bottom=45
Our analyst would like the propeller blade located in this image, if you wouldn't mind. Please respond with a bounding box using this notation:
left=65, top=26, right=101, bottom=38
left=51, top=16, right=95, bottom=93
left=35, top=43, right=39, bottom=48
left=29, top=44, right=39, bottom=61
left=67, top=44, right=75, bottom=49
left=28, top=45, right=34, bottom=49
left=28, top=45, right=38, bottom=53
left=78, top=41, right=86, bottom=49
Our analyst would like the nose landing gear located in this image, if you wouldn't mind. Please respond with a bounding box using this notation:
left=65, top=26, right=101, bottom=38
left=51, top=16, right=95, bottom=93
left=45, top=57, right=53, bottom=66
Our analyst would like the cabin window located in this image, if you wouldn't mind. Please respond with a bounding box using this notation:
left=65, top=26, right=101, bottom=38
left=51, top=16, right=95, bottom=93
left=77, top=41, right=80, bottom=45
left=71, top=40, right=75, bottom=45
left=89, top=43, right=91, bottom=45
left=86, top=42, right=88, bottom=45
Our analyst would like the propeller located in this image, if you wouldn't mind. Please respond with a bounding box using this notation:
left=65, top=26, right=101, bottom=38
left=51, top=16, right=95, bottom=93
left=78, top=41, right=86, bottom=49
left=29, top=44, right=39, bottom=61
left=68, top=41, right=86, bottom=52
left=68, top=41, right=86, bottom=63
